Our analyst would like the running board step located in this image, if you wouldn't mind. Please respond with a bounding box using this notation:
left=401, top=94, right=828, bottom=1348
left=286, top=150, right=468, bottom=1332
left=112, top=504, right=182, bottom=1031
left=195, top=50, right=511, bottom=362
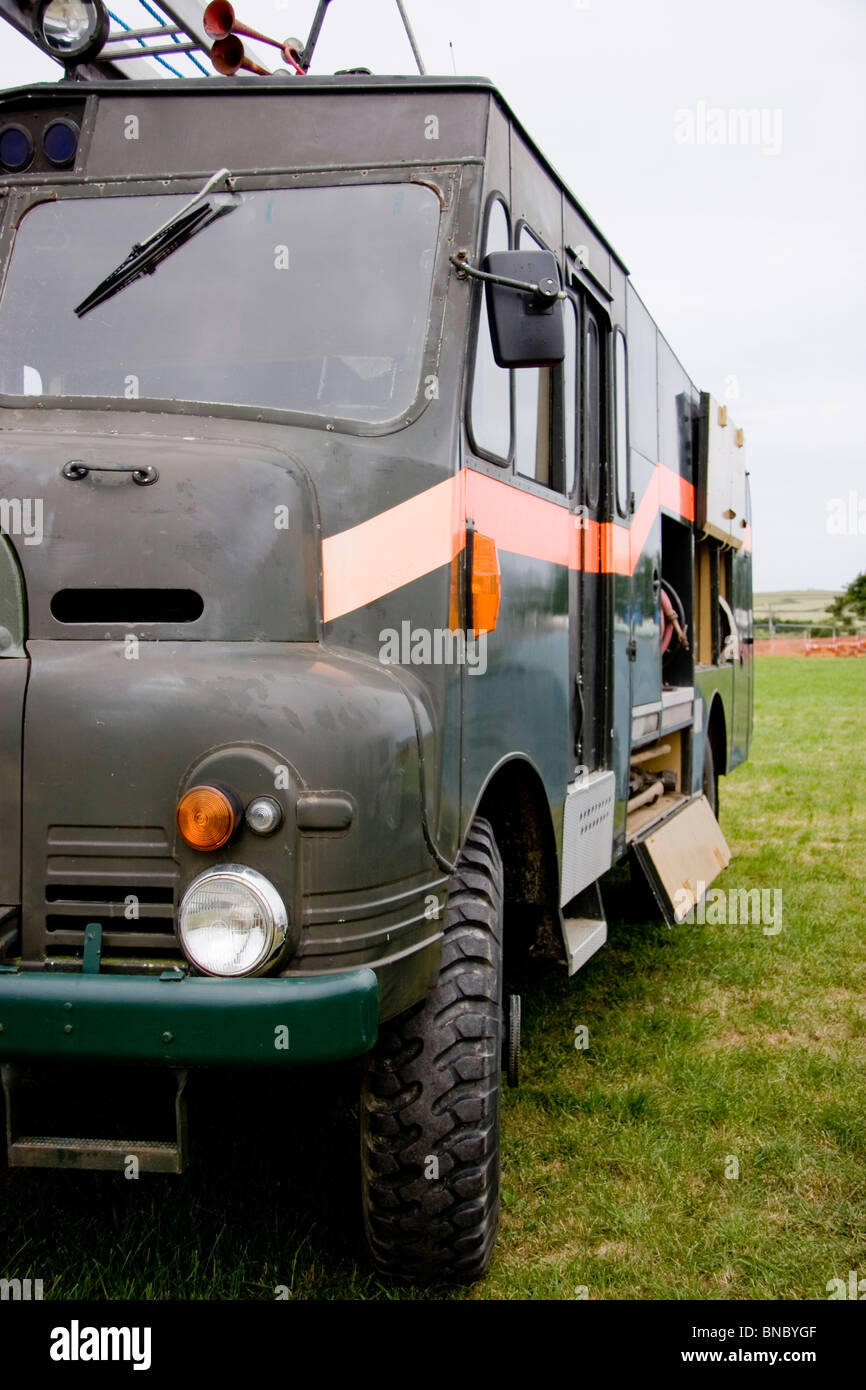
left=560, top=881, right=608, bottom=976
left=1, top=1063, right=189, bottom=1172
left=5, top=1135, right=185, bottom=1172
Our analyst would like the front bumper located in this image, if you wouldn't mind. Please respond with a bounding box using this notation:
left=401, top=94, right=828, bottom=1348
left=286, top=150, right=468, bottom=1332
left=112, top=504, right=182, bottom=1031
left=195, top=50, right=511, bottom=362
left=0, top=968, right=378, bottom=1067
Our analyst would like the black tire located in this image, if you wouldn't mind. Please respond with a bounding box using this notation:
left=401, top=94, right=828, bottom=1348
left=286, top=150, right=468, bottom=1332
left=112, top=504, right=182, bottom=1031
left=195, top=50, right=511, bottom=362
left=360, top=817, right=504, bottom=1283
left=702, top=734, right=718, bottom=819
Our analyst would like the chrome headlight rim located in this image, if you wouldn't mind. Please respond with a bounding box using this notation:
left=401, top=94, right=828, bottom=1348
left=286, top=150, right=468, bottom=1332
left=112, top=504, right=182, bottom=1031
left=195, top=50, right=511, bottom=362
left=177, top=863, right=288, bottom=978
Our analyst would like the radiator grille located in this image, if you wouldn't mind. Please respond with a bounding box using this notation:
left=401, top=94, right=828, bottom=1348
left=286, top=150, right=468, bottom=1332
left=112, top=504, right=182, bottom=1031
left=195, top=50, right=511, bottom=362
left=40, top=825, right=181, bottom=964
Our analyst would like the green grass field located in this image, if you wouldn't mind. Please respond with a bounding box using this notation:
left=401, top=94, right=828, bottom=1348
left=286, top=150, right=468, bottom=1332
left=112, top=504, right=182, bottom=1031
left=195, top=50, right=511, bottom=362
left=1, top=658, right=864, bottom=1300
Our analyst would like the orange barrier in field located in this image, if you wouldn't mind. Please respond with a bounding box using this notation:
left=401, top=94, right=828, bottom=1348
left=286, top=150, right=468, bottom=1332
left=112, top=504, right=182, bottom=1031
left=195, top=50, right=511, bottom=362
left=804, top=635, right=866, bottom=656
left=753, top=635, right=866, bottom=657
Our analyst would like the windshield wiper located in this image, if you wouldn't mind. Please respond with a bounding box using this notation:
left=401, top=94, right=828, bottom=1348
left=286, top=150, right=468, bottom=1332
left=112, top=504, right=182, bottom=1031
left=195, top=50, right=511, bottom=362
left=74, top=168, right=239, bottom=319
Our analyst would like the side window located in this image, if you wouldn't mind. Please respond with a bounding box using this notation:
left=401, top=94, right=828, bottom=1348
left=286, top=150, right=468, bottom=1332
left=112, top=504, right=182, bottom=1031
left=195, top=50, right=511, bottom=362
left=514, top=224, right=554, bottom=488
left=583, top=308, right=602, bottom=509
left=614, top=329, right=629, bottom=515
left=563, top=296, right=579, bottom=496
left=469, top=198, right=510, bottom=460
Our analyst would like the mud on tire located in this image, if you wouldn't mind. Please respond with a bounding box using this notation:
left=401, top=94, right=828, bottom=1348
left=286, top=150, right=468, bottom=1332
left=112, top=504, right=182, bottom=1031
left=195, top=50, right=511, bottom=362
left=360, top=817, right=504, bottom=1283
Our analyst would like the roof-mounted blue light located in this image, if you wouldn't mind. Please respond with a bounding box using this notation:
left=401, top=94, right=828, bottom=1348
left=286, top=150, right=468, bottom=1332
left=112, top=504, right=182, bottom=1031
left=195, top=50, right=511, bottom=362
left=43, top=118, right=80, bottom=169
left=0, top=126, right=34, bottom=174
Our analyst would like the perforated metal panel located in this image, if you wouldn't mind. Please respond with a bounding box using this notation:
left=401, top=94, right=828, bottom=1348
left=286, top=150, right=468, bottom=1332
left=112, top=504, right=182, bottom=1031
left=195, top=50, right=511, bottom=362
left=559, top=770, right=616, bottom=907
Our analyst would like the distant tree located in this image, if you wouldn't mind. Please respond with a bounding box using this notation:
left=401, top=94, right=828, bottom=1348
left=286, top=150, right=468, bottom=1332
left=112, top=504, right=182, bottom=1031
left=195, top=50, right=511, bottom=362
left=825, top=572, right=866, bottom=632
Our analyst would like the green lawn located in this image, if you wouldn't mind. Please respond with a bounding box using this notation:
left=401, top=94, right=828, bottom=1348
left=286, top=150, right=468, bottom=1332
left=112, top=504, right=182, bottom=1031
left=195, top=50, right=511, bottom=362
left=1, top=657, right=864, bottom=1299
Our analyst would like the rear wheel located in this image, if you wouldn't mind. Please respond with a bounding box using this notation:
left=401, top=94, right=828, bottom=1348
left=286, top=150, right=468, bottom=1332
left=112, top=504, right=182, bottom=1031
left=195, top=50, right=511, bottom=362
left=360, top=817, right=504, bottom=1283
left=702, top=734, right=718, bottom=819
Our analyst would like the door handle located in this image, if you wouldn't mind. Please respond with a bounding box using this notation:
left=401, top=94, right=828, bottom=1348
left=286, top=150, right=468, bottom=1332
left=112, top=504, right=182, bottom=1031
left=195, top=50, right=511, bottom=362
left=62, top=460, right=158, bottom=486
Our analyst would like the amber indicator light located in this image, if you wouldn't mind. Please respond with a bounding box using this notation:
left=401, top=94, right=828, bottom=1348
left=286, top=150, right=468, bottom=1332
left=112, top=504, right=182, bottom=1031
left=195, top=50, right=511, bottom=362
left=177, top=784, right=237, bottom=851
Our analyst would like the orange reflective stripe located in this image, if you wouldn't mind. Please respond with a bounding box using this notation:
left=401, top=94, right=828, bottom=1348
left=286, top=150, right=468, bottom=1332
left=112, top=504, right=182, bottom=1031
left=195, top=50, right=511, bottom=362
left=658, top=464, right=695, bottom=522
left=600, top=518, right=631, bottom=576
left=322, top=462, right=696, bottom=621
left=322, top=474, right=463, bottom=622
left=464, top=468, right=572, bottom=567
left=581, top=518, right=602, bottom=574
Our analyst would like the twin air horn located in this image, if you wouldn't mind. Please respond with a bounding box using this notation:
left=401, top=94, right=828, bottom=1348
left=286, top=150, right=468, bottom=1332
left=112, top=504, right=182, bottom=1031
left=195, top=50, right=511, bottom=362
left=203, top=1, right=307, bottom=76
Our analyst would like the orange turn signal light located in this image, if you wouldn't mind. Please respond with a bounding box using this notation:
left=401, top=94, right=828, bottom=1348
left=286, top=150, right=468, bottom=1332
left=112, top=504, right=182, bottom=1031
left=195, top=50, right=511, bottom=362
left=177, top=785, right=238, bottom=851
left=469, top=531, right=501, bottom=634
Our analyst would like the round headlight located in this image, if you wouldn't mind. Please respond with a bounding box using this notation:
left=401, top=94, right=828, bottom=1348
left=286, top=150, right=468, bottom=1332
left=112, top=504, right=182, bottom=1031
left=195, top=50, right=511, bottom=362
left=178, top=865, right=288, bottom=977
left=38, top=0, right=110, bottom=62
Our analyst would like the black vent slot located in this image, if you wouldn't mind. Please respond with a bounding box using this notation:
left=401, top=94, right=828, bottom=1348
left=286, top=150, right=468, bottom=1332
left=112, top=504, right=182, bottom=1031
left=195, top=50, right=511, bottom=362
left=45, top=917, right=175, bottom=938
left=45, top=884, right=174, bottom=904
left=51, top=589, right=203, bottom=624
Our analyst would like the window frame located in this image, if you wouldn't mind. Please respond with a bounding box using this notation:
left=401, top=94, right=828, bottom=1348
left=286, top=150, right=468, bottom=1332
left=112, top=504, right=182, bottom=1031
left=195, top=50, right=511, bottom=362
left=562, top=291, right=581, bottom=500
left=582, top=303, right=603, bottom=512
left=614, top=327, right=630, bottom=518
left=466, top=191, right=513, bottom=467
left=511, top=219, right=567, bottom=496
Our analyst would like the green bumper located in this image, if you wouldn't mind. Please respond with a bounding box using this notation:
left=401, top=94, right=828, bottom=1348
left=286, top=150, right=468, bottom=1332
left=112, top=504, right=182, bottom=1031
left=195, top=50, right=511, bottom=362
left=0, top=968, right=378, bottom=1066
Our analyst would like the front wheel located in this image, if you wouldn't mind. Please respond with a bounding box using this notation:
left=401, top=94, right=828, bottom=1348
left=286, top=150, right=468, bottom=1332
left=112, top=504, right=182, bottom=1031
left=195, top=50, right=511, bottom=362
left=360, top=817, right=504, bottom=1283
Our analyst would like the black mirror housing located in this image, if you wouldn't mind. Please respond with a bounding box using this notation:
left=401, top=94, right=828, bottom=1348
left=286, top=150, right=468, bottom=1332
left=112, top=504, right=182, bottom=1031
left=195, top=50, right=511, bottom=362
left=483, top=250, right=565, bottom=368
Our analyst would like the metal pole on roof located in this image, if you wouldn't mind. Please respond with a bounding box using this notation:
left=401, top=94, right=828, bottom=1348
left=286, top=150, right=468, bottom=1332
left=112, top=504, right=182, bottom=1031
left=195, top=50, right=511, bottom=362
left=299, top=0, right=332, bottom=71
left=394, top=0, right=426, bottom=75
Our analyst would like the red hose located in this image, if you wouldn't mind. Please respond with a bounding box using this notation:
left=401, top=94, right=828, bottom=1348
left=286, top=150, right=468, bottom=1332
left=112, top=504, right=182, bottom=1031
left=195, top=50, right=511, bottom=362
left=660, top=586, right=675, bottom=653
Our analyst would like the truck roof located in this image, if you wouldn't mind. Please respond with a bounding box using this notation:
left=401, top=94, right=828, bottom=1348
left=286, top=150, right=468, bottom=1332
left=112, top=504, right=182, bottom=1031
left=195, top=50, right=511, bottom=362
left=0, top=72, right=629, bottom=276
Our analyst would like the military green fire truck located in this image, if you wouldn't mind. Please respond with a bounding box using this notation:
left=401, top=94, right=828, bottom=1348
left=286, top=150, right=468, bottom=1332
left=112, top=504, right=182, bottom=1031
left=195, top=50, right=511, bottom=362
left=0, top=0, right=752, bottom=1282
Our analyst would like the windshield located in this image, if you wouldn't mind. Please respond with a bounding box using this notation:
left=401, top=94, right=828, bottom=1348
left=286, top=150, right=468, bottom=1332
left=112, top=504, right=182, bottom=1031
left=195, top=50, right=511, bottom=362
left=0, top=182, right=440, bottom=425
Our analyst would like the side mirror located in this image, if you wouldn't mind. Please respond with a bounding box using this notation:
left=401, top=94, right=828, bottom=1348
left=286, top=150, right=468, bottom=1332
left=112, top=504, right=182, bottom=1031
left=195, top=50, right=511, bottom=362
left=483, top=250, right=565, bottom=368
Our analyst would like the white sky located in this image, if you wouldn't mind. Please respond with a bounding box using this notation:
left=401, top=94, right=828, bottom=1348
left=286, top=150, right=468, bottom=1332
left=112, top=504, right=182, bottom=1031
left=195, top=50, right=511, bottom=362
left=1, top=0, right=864, bottom=591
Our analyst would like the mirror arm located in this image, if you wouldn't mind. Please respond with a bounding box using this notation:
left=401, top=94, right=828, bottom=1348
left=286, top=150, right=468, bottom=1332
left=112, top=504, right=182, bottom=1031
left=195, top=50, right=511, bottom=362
left=449, top=252, right=566, bottom=304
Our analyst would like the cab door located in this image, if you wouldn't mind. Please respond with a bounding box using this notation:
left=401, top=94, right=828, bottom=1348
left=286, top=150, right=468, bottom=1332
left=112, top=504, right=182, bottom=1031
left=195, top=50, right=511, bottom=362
left=0, top=535, right=28, bottom=914
left=571, top=290, right=610, bottom=777
left=558, top=279, right=618, bottom=920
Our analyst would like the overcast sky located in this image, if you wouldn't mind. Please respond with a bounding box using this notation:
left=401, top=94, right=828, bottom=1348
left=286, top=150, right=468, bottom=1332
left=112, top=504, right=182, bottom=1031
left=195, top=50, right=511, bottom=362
left=1, top=0, right=863, bottom=592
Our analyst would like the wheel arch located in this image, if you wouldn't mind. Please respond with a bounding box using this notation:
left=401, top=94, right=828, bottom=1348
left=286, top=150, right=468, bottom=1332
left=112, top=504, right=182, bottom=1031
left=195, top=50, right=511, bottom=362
left=471, top=756, right=564, bottom=965
left=706, top=692, right=728, bottom=778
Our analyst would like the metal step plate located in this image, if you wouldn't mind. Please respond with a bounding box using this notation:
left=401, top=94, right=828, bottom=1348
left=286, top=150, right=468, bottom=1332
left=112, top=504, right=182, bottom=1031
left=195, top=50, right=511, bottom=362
left=7, top=1135, right=184, bottom=1173
left=561, top=916, right=608, bottom=976
left=2, top=1062, right=189, bottom=1172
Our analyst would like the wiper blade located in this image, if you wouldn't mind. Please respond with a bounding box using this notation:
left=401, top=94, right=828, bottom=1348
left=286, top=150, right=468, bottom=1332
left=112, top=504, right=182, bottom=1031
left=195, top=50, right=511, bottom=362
left=74, top=168, right=238, bottom=319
